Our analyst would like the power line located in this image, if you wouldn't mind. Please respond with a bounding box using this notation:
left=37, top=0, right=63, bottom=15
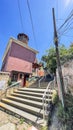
left=58, top=15, right=73, bottom=38
left=56, top=19, right=65, bottom=21
left=58, top=10, right=73, bottom=32
left=26, top=0, right=38, bottom=50
left=58, top=22, right=73, bottom=38
left=59, top=17, right=73, bottom=33
left=56, top=0, right=58, bottom=20
left=58, top=10, right=73, bottom=31
left=17, top=0, right=24, bottom=32
left=61, top=34, right=73, bottom=38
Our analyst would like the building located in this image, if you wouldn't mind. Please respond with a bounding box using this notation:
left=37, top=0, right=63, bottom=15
left=1, top=33, right=38, bottom=86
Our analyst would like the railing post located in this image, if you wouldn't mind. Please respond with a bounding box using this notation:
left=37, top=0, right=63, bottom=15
left=43, top=98, right=45, bottom=121
left=38, top=76, right=44, bottom=88
left=39, top=80, right=40, bottom=88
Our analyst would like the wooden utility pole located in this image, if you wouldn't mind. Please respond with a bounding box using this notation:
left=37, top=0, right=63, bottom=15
left=52, top=8, right=65, bottom=109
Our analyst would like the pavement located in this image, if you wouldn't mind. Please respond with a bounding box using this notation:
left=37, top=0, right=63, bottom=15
left=0, top=123, right=15, bottom=130
left=0, top=110, right=34, bottom=130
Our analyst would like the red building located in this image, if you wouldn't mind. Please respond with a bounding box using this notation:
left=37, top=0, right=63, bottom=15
left=1, top=33, right=38, bottom=86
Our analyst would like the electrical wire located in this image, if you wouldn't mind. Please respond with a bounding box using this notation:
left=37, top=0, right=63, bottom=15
left=58, top=10, right=73, bottom=32
left=58, top=21, right=73, bottom=38
left=57, top=14, right=73, bottom=38
left=26, top=0, right=38, bottom=50
left=17, top=0, right=24, bottom=32
left=61, top=34, right=73, bottom=38
left=59, top=17, right=73, bottom=33
left=56, top=19, right=65, bottom=21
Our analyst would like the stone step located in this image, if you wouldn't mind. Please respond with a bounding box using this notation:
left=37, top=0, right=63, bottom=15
left=11, top=93, right=52, bottom=102
left=18, top=87, right=53, bottom=93
left=14, top=90, right=52, bottom=98
left=1, top=98, right=44, bottom=118
left=6, top=95, right=47, bottom=109
left=29, top=81, right=49, bottom=88
left=0, top=102, right=43, bottom=124
left=0, top=82, right=55, bottom=125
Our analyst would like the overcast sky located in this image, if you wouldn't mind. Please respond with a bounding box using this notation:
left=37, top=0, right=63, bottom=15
left=0, top=0, right=73, bottom=69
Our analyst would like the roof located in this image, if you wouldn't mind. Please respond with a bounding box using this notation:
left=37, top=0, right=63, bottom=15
left=2, top=37, right=39, bottom=61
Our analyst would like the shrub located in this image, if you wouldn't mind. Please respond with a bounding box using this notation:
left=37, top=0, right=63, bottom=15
left=57, top=94, right=73, bottom=130
left=40, top=126, right=47, bottom=130
left=7, top=79, right=12, bottom=86
left=19, top=118, right=25, bottom=124
left=52, top=90, right=58, bottom=104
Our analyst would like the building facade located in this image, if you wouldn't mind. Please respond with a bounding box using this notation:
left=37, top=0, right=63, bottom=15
left=1, top=33, right=38, bottom=86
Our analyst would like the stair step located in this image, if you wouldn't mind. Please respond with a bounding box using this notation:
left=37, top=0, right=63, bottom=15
left=29, top=81, right=49, bottom=88
left=11, top=93, right=52, bottom=102
left=0, top=102, right=42, bottom=124
left=0, top=82, right=55, bottom=125
left=14, top=90, right=52, bottom=97
left=1, top=98, right=44, bottom=117
left=18, top=88, right=53, bottom=93
left=6, top=95, right=45, bottom=108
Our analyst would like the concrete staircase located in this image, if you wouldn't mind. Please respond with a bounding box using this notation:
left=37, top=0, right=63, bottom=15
left=0, top=86, right=54, bottom=125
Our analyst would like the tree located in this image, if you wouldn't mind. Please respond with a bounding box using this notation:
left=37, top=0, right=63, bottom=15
left=41, top=46, right=57, bottom=74
left=69, top=43, right=73, bottom=59
left=41, top=45, right=72, bottom=74
left=59, top=45, right=69, bottom=64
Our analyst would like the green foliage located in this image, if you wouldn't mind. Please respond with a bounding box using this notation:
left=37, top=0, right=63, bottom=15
left=57, top=94, right=73, bottom=130
left=68, top=44, right=73, bottom=59
left=19, top=118, right=25, bottom=124
left=41, top=46, right=57, bottom=73
left=59, top=45, right=69, bottom=64
left=41, top=44, right=73, bottom=74
left=40, top=126, right=47, bottom=130
left=52, top=90, right=58, bottom=104
left=7, top=79, right=12, bottom=86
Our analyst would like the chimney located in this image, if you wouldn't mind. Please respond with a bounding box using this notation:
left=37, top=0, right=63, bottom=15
left=17, top=33, right=29, bottom=45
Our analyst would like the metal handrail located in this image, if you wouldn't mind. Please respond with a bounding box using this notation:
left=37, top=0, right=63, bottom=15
left=0, top=81, right=21, bottom=101
left=42, top=80, right=54, bottom=120
left=38, top=76, right=45, bottom=88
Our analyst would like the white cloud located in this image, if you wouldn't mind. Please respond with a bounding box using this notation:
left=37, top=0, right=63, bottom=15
left=64, top=0, right=73, bottom=7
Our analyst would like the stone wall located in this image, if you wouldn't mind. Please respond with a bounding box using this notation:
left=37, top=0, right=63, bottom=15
left=0, top=71, right=10, bottom=89
left=56, top=60, right=73, bottom=99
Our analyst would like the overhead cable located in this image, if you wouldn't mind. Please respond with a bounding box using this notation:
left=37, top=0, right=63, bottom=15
left=17, top=0, right=24, bottom=32
left=58, top=10, right=73, bottom=32
left=26, top=0, right=38, bottom=50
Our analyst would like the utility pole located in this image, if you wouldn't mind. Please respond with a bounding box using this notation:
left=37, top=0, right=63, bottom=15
left=52, top=8, right=65, bottom=109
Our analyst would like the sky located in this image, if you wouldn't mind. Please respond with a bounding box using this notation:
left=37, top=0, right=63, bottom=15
left=0, top=0, right=73, bottom=69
